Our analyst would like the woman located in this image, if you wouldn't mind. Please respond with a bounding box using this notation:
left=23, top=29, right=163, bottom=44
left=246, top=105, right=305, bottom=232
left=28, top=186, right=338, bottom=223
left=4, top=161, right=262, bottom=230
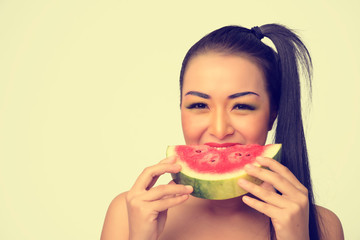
left=101, top=24, right=344, bottom=240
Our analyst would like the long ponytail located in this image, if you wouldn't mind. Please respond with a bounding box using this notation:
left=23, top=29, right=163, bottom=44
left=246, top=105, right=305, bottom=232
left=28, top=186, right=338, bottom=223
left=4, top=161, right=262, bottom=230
left=261, top=24, right=320, bottom=239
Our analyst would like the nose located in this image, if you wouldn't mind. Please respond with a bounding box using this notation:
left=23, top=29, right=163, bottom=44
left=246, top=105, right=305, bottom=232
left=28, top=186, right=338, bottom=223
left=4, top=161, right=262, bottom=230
left=208, top=109, right=235, bottom=140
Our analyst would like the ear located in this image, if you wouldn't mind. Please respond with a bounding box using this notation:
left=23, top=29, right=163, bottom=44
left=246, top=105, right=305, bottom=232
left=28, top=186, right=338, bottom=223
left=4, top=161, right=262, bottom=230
left=268, top=111, right=277, bottom=131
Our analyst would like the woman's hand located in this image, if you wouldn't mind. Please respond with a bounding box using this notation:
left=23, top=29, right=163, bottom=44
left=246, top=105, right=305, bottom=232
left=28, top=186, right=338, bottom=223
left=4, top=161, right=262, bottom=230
left=126, top=156, right=193, bottom=240
left=238, top=156, right=310, bottom=240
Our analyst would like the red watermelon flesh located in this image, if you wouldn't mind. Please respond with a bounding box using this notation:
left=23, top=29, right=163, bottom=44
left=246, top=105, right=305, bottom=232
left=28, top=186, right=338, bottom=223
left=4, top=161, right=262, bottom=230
left=167, top=143, right=281, bottom=200
left=175, top=144, right=267, bottom=174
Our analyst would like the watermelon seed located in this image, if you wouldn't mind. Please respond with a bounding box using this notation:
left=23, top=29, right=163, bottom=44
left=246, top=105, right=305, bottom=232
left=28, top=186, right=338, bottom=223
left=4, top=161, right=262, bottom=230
left=195, top=150, right=202, bottom=153
left=236, top=153, right=242, bottom=157
left=246, top=153, right=250, bottom=157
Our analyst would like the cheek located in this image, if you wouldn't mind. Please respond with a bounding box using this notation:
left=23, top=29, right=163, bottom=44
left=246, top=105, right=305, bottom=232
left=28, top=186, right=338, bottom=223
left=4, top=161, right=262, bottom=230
left=181, top=111, right=206, bottom=144
left=232, top=114, right=270, bottom=145
left=246, top=124, right=269, bottom=144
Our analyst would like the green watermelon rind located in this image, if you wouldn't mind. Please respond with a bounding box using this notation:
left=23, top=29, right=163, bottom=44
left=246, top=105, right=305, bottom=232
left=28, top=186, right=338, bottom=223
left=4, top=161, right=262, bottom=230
left=167, top=144, right=281, bottom=200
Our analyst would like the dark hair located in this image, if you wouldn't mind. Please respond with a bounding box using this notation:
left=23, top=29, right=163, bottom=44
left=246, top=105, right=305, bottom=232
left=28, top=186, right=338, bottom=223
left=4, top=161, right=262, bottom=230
left=179, top=24, right=320, bottom=239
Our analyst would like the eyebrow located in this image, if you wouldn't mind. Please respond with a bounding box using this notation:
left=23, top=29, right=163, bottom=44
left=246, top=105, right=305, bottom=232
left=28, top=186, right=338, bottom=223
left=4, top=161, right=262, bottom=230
left=184, top=91, right=259, bottom=99
left=228, top=91, right=259, bottom=99
left=184, top=91, right=210, bottom=99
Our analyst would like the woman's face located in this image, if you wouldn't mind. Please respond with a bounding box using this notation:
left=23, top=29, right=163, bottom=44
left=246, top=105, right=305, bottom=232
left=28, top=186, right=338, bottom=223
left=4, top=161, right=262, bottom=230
left=181, top=52, right=273, bottom=146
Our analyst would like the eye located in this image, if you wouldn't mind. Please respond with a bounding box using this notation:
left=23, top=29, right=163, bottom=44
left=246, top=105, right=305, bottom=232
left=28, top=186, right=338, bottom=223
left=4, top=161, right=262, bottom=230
left=186, top=103, right=208, bottom=109
left=232, top=104, right=255, bottom=111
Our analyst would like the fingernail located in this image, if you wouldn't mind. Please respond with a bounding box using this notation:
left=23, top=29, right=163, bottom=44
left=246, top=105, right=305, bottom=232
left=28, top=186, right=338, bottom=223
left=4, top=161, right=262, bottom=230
left=185, top=185, right=193, bottom=191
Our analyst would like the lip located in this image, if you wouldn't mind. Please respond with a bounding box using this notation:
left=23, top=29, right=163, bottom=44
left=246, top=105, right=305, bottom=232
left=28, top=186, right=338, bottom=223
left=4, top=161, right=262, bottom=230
left=204, top=142, right=242, bottom=148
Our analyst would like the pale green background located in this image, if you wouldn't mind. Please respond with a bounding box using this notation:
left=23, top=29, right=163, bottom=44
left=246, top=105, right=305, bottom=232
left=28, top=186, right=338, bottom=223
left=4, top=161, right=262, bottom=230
left=0, top=0, right=359, bottom=239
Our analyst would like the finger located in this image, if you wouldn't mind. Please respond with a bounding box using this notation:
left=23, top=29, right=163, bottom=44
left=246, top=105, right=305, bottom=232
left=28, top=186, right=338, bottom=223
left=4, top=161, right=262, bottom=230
left=146, top=157, right=178, bottom=189
left=260, top=181, right=276, bottom=193
left=244, top=163, right=303, bottom=197
left=146, top=175, right=160, bottom=191
left=146, top=156, right=176, bottom=190
left=146, top=166, right=178, bottom=190
left=157, top=180, right=185, bottom=200
left=144, top=184, right=193, bottom=201
left=150, top=194, right=190, bottom=212
left=242, top=195, right=278, bottom=218
left=238, top=179, right=287, bottom=208
left=146, top=166, right=177, bottom=190
left=159, top=155, right=177, bottom=164
left=256, top=157, right=307, bottom=193
left=132, top=162, right=181, bottom=191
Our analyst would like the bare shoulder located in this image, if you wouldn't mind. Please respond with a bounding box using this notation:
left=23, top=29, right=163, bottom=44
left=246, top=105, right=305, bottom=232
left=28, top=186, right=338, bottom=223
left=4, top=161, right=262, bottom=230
left=316, top=205, right=344, bottom=240
left=100, top=192, right=129, bottom=240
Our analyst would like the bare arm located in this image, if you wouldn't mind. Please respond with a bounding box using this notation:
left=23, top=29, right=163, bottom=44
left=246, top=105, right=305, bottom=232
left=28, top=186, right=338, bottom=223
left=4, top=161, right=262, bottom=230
left=101, top=192, right=129, bottom=240
left=317, top=206, right=344, bottom=240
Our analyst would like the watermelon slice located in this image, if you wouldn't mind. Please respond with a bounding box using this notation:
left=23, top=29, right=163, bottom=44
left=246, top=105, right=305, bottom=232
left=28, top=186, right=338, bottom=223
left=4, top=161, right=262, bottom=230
left=166, top=143, right=281, bottom=200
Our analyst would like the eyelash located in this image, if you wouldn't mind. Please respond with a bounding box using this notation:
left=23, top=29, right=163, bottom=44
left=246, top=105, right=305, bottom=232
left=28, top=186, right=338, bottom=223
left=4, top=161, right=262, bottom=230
left=186, top=103, right=208, bottom=109
left=232, top=104, right=255, bottom=111
left=186, top=103, right=255, bottom=111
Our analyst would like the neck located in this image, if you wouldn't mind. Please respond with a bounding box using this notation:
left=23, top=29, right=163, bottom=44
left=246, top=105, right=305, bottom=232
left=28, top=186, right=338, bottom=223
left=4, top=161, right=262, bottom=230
left=191, top=194, right=257, bottom=216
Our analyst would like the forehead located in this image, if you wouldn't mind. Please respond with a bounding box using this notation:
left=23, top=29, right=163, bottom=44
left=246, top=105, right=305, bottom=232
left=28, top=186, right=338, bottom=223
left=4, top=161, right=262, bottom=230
left=183, top=53, right=267, bottom=96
